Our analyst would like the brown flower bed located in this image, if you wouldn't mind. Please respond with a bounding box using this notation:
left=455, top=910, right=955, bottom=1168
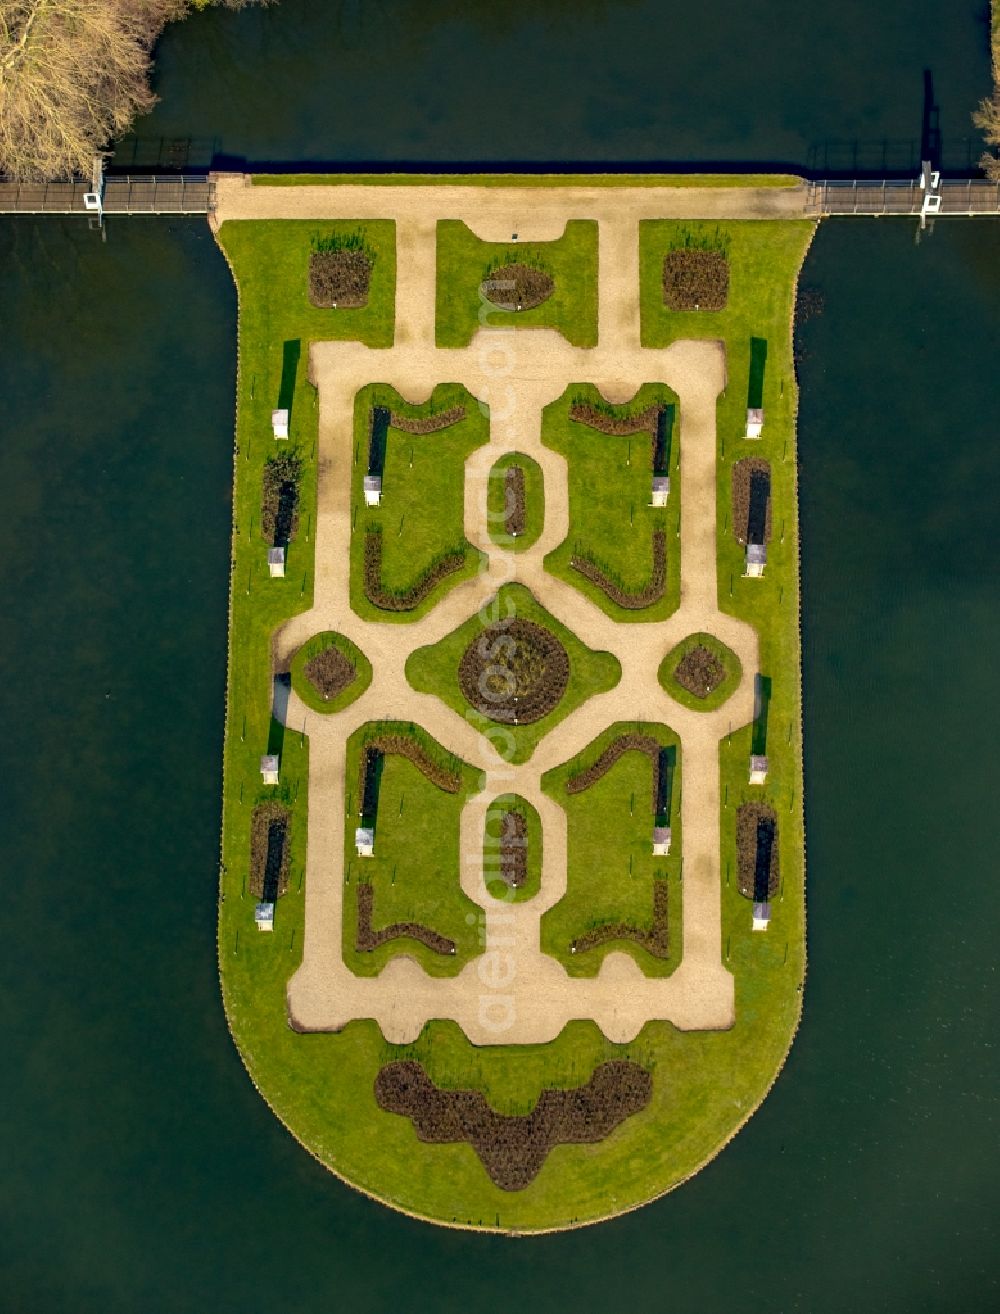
left=387, top=405, right=466, bottom=434
left=732, top=458, right=772, bottom=546
left=480, top=262, right=554, bottom=311
left=458, top=617, right=569, bottom=725
left=308, top=249, right=372, bottom=308
left=569, top=401, right=661, bottom=436
left=303, top=645, right=355, bottom=702
left=572, top=881, right=669, bottom=959
left=261, top=451, right=301, bottom=546
left=674, top=644, right=725, bottom=698
left=363, top=530, right=466, bottom=611
left=504, top=464, right=526, bottom=538
left=736, top=802, right=780, bottom=901
left=374, top=1059, right=652, bottom=1190
left=249, top=802, right=291, bottom=900
left=565, top=732, right=662, bottom=809
left=359, top=735, right=462, bottom=801
left=355, top=882, right=455, bottom=956
left=496, top=809, right=528, bottom=889
left=571, top=529, right=666, bottom=609
left=662, top=248, right=730, bottom=310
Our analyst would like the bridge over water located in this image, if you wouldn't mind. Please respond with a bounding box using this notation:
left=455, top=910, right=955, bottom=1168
left=1, top=171, right=999, bottom=219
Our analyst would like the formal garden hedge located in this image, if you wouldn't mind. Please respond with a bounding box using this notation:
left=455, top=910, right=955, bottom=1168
left=374, top=1060, right=652, bottom=1190
left=565, top=731, right=662, bottom=802
left=358, top=732, right=463, bottom=803
left=458, top=617, right=569, bottom=725
left=571, top=880, right=669, bottom=959
left=363, top=529, right=467, bottom=612
left=289, top=631, right=372, bottom=715
left=355, top=882, right=456, bottom=956
left=387, top=404, right=466, bottom=434
left=308, top=231, right=374, bottom=308
left=570, top=529, right=667, bottom=610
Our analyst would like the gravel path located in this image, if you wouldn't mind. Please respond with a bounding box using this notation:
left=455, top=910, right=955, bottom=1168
left=228, top=184, right=763, bottom=1044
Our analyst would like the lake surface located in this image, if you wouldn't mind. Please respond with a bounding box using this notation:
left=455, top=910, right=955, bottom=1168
left=2, top=1, right=999, bottom=1310
left=121, top=0, right=993, bottom=175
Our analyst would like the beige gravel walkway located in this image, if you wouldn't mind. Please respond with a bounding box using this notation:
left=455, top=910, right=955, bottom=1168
left=237, top=185, right=760, bottom=1044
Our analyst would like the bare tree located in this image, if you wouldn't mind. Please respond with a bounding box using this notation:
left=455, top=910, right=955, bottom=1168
left=0, top=0, right=270, bottom=180
left=973, top=9, right=1000, bottom=181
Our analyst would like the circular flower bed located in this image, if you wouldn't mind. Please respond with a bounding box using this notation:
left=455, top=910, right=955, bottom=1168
left=458, top=618, right=569, bottom=724
left=673, top=643, right=725, bottom=699
left=303, top=645, right=355, bottom=702
left=480, top=262, right=554, bottom=311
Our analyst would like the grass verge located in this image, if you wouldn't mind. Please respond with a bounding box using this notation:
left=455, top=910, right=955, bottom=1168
left=436, top=219, right=598, bottom=348
left=542, top=383, right=680, bottom=621
left=541, top=723, right=681, bottom=978
left=349, top=383, right=488, bottom=621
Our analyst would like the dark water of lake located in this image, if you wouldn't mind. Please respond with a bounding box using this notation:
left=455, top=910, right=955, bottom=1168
left=120, top=0, right=993, bottom=175
left=2, top=2, right=999, bottom=1311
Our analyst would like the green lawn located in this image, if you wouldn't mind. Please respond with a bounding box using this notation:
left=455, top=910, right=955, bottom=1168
left=484, top=793, right=542, bottom=903
left=542, top=383, right=681, bottom=621
left=659, top=631, right=743, bottom=713
left=289, top=631, right=372, bottom=714
left=405, top=583, right=621, bottom=764
left=254, top=172, right=803, bottom=189
left=436, top=219, right=598, bottom=348
left=541, top=723, right=681, bottom=978
left=486, top=451, right=544, bottom=552
left=349, top=383, right=488, bottom=621
left=342, top=724, right=485, bottom=977
left=217, top=212, right=813, bottom=1233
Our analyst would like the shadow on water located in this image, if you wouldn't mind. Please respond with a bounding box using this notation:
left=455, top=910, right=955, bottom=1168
left=747, top=337, right=768, bottom=411
left=921, top=69, right=942, bottom=168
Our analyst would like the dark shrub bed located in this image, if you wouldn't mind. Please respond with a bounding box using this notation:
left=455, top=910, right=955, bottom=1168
left=565, top=732, right=662, bottom=810
left=363, top=529, right=466, bottom=611
left=261, top=451, right=301, bottom=546
left=674, top=643, right=725, bottom=699
left=374, top=1059, right=652, bottom=1190
left=480, top=262, right=554, bottom=311
left=495, top=808, right=528, bottom=889
left=572, top=880, right=669, bottom=959
left=308, top=233, right=374, bottom=308
left=355, top=882, right=455, bottom=956
left=387, top=405, right=466, bottom=434
left=662, top=248, right=730, bottom=310
left=359, top=734, right=462, bottom=800
left=571, top=529, right=666, bottom=609
left=458, top=617, right=569, bottom=725
left=736, top=801, right=780, bottom=900
left=504, top=464, right=526, bottom=538
left=732, top=458, right=772, bottom=546
left=303, top=644, right=355, bottom=702
left=249, top=802, right=291, bottom=900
